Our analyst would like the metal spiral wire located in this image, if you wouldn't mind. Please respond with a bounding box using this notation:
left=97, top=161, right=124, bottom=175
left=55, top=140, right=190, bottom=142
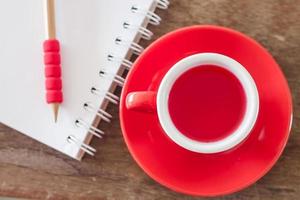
left=70, top=1, right=169, bottom=157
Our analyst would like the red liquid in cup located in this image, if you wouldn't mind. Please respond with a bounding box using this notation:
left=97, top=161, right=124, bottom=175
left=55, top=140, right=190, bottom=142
left=168, top=65, right=246, bottom=142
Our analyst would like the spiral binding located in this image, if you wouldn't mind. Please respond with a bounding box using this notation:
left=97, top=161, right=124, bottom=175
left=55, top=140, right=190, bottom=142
left=156, top=0, right=170, bottom=9
left=131, top=5, right=161, bottom=26
left=123, top=22, right=153, bottom=40
left=75, top=118, right=105, bottom=138
left=99, top=69, right=125, bottom=86
left=68, top=0, right=170, bottom=157
left=84, top=102, right=112, bottom=123
left=115, top=37, right=144, bottom=55
left=67, top=135, right=96, bottom=156
left=91, top=87, right=119, bottom=104
left=107, top=54, right=133, bottom=69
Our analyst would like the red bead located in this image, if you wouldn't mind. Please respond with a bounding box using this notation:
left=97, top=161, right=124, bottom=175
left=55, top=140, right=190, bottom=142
left=45, top=65, right=61, bottom=77
left=46, top=91, right=63, bottom=103
left=43, top=39, right=60, bottom=52
left=46, top=78, right=62, bottom=90
left=44, top=52, right=61, bottom=65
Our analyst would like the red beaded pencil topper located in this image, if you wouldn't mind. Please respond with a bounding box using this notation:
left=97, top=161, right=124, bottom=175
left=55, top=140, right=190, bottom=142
left=43, top=0, right=63, bottom=122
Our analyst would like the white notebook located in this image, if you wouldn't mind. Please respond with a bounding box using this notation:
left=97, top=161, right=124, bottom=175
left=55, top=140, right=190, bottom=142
left=0, top=0, right=169, bottom=160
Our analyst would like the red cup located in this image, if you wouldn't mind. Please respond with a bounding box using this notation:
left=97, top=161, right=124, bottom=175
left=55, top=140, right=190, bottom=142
left=126, top=53, right=259, bottom=153
left=120, top=25, right=293, bottom=196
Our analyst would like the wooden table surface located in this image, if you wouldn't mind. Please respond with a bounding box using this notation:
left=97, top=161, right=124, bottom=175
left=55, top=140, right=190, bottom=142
left=0, top=0, right=299, bottom=199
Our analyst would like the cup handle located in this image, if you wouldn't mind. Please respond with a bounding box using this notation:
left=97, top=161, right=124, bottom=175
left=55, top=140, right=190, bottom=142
left=126, top=91, right=157, bottom=113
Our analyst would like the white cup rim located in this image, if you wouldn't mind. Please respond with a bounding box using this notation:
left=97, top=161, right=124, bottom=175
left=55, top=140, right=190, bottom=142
left=157, top=53, right=259, bottom=153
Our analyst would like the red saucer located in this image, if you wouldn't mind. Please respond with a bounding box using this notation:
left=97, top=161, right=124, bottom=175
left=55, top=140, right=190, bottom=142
left=120, top=25, right=292, bottom=196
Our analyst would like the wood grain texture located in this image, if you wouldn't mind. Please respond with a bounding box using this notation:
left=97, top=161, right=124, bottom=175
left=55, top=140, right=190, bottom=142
left=0, top=0, right=299, bottom=199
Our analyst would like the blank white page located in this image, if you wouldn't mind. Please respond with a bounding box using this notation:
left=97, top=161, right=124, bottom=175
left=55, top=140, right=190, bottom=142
left=0, top=0, right=158, bottom=159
